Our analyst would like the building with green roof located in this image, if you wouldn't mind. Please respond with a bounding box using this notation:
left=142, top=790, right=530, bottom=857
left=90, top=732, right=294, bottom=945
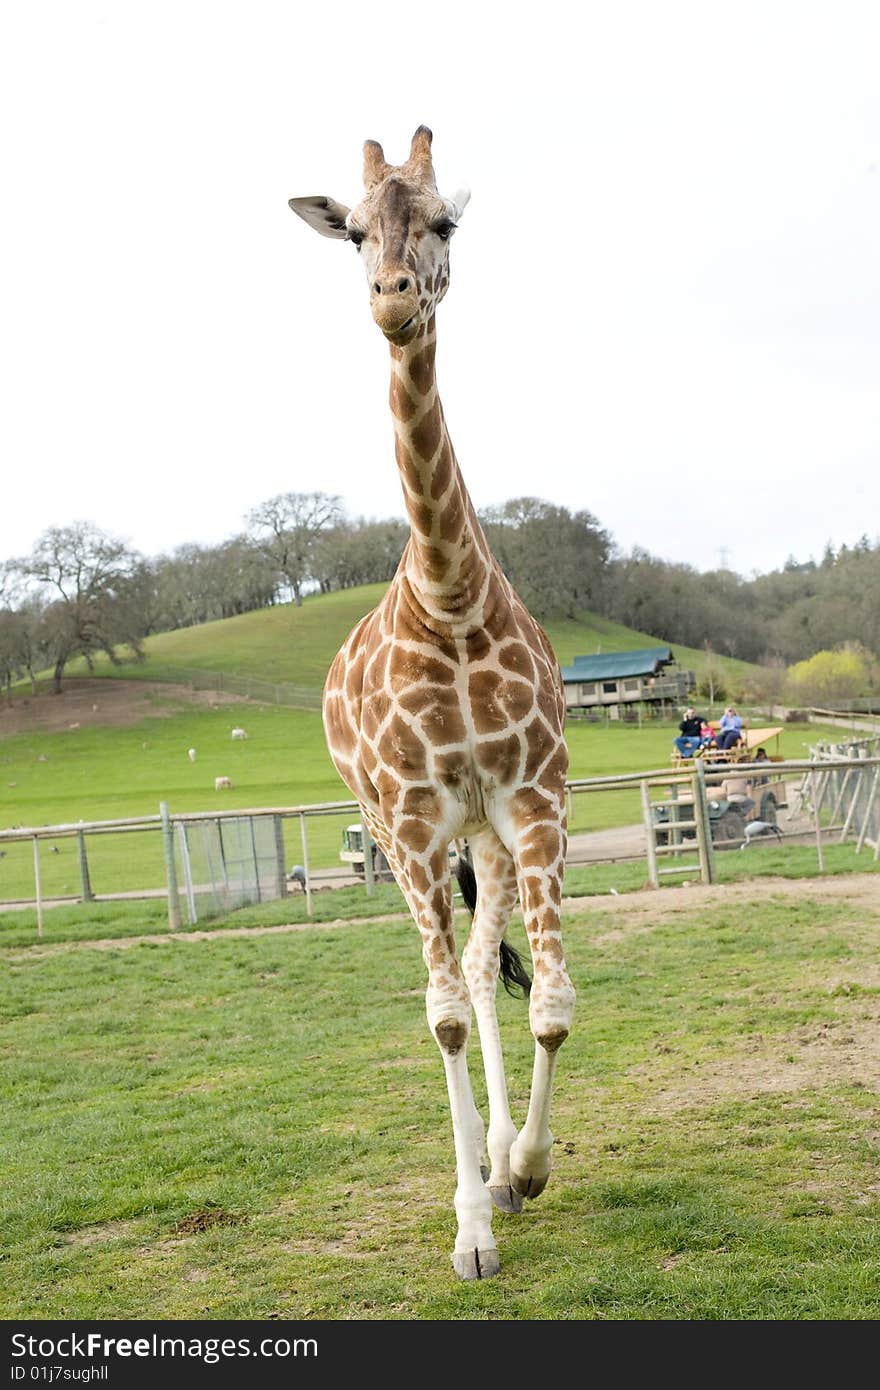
left=560, top=647, right=695, bottom=719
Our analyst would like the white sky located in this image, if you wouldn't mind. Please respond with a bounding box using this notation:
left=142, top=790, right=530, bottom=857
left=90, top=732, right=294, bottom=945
left=2, top=1, right=878, bottom=579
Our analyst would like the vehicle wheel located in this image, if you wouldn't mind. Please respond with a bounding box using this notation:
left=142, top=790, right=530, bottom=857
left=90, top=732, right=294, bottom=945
left=759, top=792, right=778, bottom=825
left=715, top=809, right=746, bottom=842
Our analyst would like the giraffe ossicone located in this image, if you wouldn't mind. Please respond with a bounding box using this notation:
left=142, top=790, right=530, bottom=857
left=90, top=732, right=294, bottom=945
left=289, top=126, right=576, bottom=1279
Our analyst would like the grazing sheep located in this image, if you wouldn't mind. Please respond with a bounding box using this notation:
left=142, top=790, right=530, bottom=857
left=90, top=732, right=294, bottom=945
left=231, top=728, right=248, bottom=740
left=214, top=776, right=233, bottom=791
left=188, top=748, right=197, bottom=762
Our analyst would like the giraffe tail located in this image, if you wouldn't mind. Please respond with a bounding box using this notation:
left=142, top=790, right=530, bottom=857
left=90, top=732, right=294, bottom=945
left=454, top=850, right=532, bottom=999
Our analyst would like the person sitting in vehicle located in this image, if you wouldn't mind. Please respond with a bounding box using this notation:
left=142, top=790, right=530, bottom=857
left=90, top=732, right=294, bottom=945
left=700, top=719, right=716, bottom=747
left=717, top=706, right=743, bottom=749
left=673, top=708, right=704, bottom=757
left=718, top=774, right=755, bottom=817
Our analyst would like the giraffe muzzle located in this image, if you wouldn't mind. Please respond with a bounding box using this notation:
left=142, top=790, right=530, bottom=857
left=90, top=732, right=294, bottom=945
left=372, top=301, right=420, bottom=343
left=370, top=278, right=420, bottom=341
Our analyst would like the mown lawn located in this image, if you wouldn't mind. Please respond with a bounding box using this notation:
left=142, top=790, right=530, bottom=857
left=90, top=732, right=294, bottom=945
left=2, top=881, right=879, bottom=1319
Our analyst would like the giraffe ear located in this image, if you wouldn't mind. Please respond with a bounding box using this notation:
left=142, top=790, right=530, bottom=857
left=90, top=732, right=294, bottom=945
left=288, top=195, right=352, bottom=240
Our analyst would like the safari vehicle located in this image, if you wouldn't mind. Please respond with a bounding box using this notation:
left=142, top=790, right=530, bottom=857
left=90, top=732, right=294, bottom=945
left=339, top=823, right=393, bottom=880
left=707, top=776, right=786, bottom=842
left=656, top=727, right=788, bottom=846
left=340, top=823, right=459, bottom=880
left=654, top=777, right=787, bottom=846
left=672, top=725, right=785, bottom=766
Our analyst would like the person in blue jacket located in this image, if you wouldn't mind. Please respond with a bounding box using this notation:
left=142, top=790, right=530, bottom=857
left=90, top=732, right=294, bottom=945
left=717, top=706, right=743, bottom=750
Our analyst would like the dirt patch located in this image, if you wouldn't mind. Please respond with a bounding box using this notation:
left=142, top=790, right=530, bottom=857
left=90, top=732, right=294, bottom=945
left=0, top=677, right=246, bottom=739
left=644, top=1012, right=880, bottom=1114
left=567, top=871, right=880, bottom=937
left=65, top=1218, right=142, bottom=1247
left=171, top=1208, right=245, bottom=1236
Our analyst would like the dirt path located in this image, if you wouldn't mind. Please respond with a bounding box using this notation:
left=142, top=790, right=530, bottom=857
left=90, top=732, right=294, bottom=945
left=6, top=871, right=878, bottom=960
left=0, top=678, right=245, bottom=737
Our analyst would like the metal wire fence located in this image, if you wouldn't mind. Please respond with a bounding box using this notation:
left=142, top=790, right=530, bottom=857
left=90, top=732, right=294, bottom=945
left=2, top=753, right=879, bottom=934
left=172, top=813, right=288, bottom=925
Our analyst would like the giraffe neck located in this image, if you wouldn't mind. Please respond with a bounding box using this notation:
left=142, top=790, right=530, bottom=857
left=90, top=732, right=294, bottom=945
left=389, top=318, right=493, bottom=628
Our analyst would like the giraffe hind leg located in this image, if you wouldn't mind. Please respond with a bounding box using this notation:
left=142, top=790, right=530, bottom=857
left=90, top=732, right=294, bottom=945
left=506, top=799, right=576, bottom=1202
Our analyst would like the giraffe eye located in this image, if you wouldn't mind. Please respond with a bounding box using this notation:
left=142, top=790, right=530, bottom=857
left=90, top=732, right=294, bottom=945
left=433, top=220, right=457, bottom=241
left=347, top=228, right=364, bottom=249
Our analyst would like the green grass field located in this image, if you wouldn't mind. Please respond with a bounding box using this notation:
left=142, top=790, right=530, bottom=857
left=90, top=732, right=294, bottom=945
left=2, top=878, right=879, bottom=1319
left=0, top=582, right=859, bottom=916
left=0, top=696, right=845, bottom=909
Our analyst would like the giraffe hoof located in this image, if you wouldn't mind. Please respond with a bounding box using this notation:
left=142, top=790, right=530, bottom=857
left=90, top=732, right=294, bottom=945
left=452, top=1247, right=500, bottom=1281
left=510, top=1168, right=549, bottom=1201
left=488, top=1183, right=524, bottom=1214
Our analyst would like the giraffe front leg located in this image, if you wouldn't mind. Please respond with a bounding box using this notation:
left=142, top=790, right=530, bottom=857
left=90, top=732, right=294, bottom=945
left=424, top=968, right=499, bottom=1279
left=371, top=810, right=499, bottom=1279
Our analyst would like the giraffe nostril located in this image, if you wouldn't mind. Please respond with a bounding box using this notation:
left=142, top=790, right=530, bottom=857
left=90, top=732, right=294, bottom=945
left=398, top=278, right=410, bottom=293
left=373, top=282, right=382, bottom=295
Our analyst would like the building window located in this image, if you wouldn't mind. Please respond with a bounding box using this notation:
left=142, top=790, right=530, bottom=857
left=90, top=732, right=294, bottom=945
left=602, top=682, right=618, bottom=694
left=623, top=680, right=640, bottom=692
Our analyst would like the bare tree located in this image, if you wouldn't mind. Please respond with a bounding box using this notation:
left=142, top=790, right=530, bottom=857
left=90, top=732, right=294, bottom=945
left=20, top=522, right=146, bottom=692
left=0, top=600, right=44, bottom=694
left=246, top=492, right=343, bottom=606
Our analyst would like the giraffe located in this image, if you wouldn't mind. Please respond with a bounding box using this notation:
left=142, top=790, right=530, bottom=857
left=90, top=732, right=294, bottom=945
left=289, top=126, right=576, bottom=1280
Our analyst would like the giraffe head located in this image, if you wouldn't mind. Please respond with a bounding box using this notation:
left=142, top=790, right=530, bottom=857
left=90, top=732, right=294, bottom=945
left=289, top=126, right=470, bottom=347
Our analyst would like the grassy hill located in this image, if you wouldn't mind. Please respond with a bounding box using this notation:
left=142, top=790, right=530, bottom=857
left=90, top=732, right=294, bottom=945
left=71, top=585, right=755, bottom=696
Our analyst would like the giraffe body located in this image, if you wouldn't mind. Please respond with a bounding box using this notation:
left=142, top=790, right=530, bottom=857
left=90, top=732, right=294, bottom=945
left=290, top=128, right=575, bottom=1277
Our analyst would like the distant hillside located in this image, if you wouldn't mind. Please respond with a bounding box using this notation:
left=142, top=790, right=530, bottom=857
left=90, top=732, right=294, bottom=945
left=73, top=583, right=755, bottom=695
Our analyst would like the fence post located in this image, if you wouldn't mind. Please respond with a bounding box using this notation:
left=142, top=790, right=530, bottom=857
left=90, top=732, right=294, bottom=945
left=828, top=765, right=852, bottom=831
left=362, top=818, right=375, bottom=896
left=248, top=817, right=262, bottom=904
left=837, top=765, right=860, bottom=842
left=76, top=830, right=94, bottom=902
left=177, top=822, right=197, bottom=925
left=160, top=801, right=182, bottom=931
left=855, top=766, right=880, bottom=854
left=299, top=812, right=312, bottom=918
left=693, top=760, right=716, bottom=885
left=273, top=816, right=287, bottom=898
left=640, top=780, right=659, bottom=888
left=669, top=782, right=681, bottom=849
left=810, top=770, right=825, bottom=873
left=33, top=836, right=43, bottom=938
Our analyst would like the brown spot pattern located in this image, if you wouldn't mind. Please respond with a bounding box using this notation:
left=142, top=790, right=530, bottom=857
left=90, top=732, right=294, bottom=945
left=410, top=400, right=441, bottom=461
